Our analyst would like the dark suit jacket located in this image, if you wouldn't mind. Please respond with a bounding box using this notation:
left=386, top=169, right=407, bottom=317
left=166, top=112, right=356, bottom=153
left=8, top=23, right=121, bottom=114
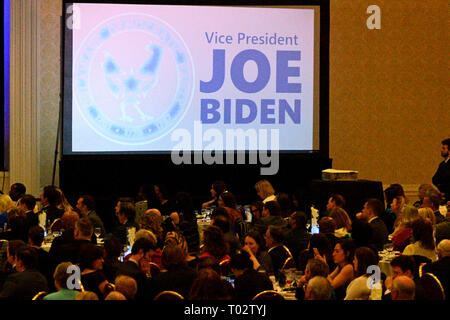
left=51, top=239, right=92, bottom=266
left=116, top=259, right=150, bottom=300
left=422, top=256, right=450, bottom=300
left=283, top=228, right=310, bottom=268
left=369, top=217, right=389, bottom=251
left=432, top=159, right=450, bottom=201
left=0, top=269, right=48, bottom=300
left=111, top=220, right=139, bottom=246
left=147, top=265, right=197, bottom=300
left=234, top=269, right=273, bottom=300
left=268, top=245, right=290, bottom=280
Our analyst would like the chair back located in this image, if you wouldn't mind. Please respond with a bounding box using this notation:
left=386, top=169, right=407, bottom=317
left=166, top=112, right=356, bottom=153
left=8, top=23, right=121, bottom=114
left=153, top=290, right=184, bottom=300
left=103, top=283, right=116, bottom=299
left=282, top=256, right=296, bottom=270
left=149, top=262, right=161, bottom=278
left=50, top=218, right=63, bottom=232
left=252, top=290, right=285, bottom=301
left=32, top=291, right=48, bottom=300
left=219, top=259, right=232, bottom=277
left=418, top=273, right=445, bottom=300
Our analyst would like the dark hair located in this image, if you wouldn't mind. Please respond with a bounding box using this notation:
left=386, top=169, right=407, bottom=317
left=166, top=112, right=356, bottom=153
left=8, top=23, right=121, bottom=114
left=384, top=184, right=405, bottom=207
left=277, top=192, right=292, bottom=217
left=154, top=184, right=170, bottom=200
left=366, top=198, right=384, bottom=217
left=267, top=225, right=284, bottom=244
left=162, top=243, right=187, bottom=270
left=118, top=201, right=136, bottom=222
left=336, top=238, right=356, bottom=265
left=175, top=192, right=195, bottom=221
left=390, top=255, right=416, bottom=274
left=43, top=185, right=61, bottom=206
left=330, top=193, right=346, bottom=208
left=212, top=214, right=231, bottom=233
left=351, top=219, right=374, bottom=249
left=203, top=226, right=229, bottom=259
left=251, top=201, right=264, bottom=212
left=230, top=249, right=253, bottom=270
left=7, top=240, right=27, bottom=257
left=319, top=217, right=336, bottom=234
left=28, top=225, right=45, bottom=247
left=354, top=247, right=378, bottom=277
left=104, top=236, right=123, bottom=259
left=220, top=192, right=238, bottom=210
left=79, top=243, right=104, bottom=270
left=18, top=194, right=36, bottom=211
left=196, top=256, right=220, bottom=273
left=264, top=201, right=281, bottom=217
left=244, top=230, right=267, bottom=254
left=189, top=268, right=232, bottom=300
left=290, top=211, right=307, bottom=229
left=131, top=237, right=155, bottom=255
left=442, top=138, right=450, bottom=147
left=10, top=183, right=26, bottom=201
left=80, top=195, right=96, bottom=211
left=411, top=218, right=435, bottom=250
left=212, top=181, right=227, bottom=196
left=16, top=246, right=38, bottom=269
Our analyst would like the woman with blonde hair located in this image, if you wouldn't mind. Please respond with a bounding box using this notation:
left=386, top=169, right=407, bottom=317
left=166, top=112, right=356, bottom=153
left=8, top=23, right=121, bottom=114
left=418, top=207, right=436, bottom=226
left=391, top=205, right=420, bottom=251
left=0, top=195, right=15, bottom=228
left=254, top=180, right=276, bottom=203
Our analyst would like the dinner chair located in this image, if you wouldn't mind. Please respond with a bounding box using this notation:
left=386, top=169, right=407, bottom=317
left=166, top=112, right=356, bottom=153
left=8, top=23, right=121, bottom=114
left=32, top=291, right=48, bottom=300
left=149, top=262, right=161, bottom=278
left=153, top=290, right=184, bottom=300
left=219, top=259, right=232, bottom=277
left=252, top=290, right=285, bottom=301
left=103, top=283, right=116, bottom=298
left=282, top=256, right=296, bottom=270
left=418, top=273, right=445, bottom=300
left=49, top=218, right=63, bottom=232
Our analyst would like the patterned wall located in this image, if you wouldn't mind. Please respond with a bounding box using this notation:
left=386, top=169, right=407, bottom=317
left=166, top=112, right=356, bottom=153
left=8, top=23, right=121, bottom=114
left=36, top=1, right=448, bottom=189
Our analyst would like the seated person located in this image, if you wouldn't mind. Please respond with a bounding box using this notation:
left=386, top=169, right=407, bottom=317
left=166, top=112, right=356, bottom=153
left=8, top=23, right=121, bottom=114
left=296, top=258, right=330, bottom=300
left=304, top=276, right=333, bottom=300
left=0, top=245, right=48, bottom=300
left=188, top=268, right=234, bottom=300
left=318, top=217, right=338, bottom=252
left=298, top=233, right=335, bottom=273
left=253, top=201, right=288, bottom=235
left=421, top=239, right=450, bottom=300
left=315, top=238, right=355, bottom=300
left=111, top=200, right=139, bottom=246
left=114, top=275, right=138, bottom=300
left=116, top=237, right=155, bottom=300
left=329, top=208, right=352, bottom=239
left=79, top=243, right=110, bottom=299
left=383, top=254, right=425, bottom=300
left=266, top=225, right=292, bottom=280
left=230, top=249, right=273, bottom=300
left=211, top=208, right=241, bottom=255
left=402, top=218, right=437, bottom=262
left=199, top=225, right=230, bottom=263
left=43, top=262, right=80, bottom=300
left=391, top=206, right=420, bottom=252
left=148, top=243, right=197, bottom=299
left=344, top=247, right=380, bottom=300
left=28, top=225, right=54, bottom=291
left=242, top=230, right=273, bottom=274
left=283, top=211, right=310, bottom=269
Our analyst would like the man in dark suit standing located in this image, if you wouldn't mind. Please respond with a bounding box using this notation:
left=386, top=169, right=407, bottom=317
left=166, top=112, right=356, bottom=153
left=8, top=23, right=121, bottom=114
left=357, top=198, right=389, bottom=251
left=432, top=138, right=450, bottom=203
left=0, top=246, right=48, bottom=300
left=116, top=237, right=155, bottom=300
left=422, top=239, right=450, bottom=300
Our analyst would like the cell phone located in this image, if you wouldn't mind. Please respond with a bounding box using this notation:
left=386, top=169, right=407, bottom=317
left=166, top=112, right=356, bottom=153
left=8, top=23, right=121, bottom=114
left=225, top=277, right=235, bottom=288
left=244, top=206, right=252, bottom=223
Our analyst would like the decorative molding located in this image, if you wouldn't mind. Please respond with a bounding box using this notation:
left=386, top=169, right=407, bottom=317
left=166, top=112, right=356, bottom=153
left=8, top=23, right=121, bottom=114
left=9, top=0, right=41, bottom=196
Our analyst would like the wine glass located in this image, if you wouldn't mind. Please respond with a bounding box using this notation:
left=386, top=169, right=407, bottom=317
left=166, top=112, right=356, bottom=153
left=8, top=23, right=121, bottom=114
left=94, top=227, right=102, bottom=239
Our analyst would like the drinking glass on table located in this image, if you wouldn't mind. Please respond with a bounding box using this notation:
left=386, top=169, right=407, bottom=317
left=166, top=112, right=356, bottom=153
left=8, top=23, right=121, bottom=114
left=94, top=227, right=102, bottom=239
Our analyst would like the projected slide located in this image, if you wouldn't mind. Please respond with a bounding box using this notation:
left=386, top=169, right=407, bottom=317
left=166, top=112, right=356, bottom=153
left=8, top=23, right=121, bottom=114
left=67, top=3, right=316, bottom=153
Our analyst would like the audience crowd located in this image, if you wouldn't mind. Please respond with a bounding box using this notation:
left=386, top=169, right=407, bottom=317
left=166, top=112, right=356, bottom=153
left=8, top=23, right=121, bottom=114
left=0, top=177, right=449, bottom=301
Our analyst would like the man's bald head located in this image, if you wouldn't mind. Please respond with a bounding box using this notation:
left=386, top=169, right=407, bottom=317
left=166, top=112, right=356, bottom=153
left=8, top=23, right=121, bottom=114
left=392, top=275, right=415, bottom=300
left=437, top=239, right=450, bottom=259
